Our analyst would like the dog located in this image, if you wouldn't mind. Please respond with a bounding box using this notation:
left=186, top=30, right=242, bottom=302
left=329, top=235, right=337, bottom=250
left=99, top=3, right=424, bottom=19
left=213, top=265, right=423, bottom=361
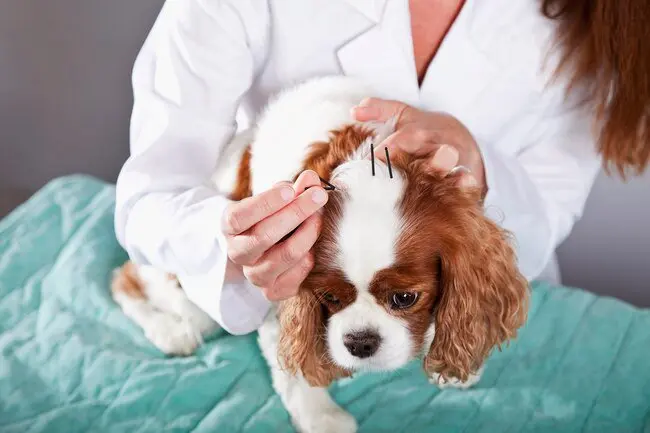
left=112, top=76, right=529, bottom=433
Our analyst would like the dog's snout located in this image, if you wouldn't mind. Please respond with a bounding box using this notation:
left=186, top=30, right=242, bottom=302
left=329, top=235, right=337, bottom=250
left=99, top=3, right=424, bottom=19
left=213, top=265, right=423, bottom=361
left=343, top=330, right=381, bottom=358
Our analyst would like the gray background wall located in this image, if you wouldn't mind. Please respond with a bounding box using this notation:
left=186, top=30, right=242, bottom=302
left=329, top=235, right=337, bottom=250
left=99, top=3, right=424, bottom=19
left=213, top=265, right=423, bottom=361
left=0, top=0, right=164, bottom=215
left=1, top=1, right=648, bottom=305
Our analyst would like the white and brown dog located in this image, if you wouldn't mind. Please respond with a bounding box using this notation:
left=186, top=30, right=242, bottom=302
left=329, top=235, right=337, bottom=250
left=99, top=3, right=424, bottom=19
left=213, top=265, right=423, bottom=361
left=112, top=76, right=529, bottom=433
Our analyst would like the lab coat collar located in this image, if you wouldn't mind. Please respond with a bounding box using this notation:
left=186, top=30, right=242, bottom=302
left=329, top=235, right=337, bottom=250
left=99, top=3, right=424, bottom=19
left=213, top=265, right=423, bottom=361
left=337, top=0, right=419, bottom=104
left=337, top=0, right=497, bottom=113
left=342, top=0, right=387, bottom=23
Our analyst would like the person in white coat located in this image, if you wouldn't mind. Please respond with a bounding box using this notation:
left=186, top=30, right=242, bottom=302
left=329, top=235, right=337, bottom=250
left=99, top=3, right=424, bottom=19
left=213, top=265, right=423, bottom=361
left=115, top=0, right=650, bottom=335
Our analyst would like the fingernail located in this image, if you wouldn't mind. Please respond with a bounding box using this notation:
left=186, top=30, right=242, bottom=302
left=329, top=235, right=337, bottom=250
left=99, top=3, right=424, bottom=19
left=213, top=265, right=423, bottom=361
left=281, top=187, right=294, bottom=202
left=311, top=188, right=327, bottom=204
left=350, top=106, right=366, bottom=119
left=351, top=105, right=379, bottom=120
left=358, top=97, right=372, bottom=107
left=431, top=145, right=459, bottom=170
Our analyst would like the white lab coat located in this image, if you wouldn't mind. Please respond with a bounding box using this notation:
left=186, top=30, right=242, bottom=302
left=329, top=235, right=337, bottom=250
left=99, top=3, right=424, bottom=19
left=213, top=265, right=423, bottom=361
left=115, top=0, right=601, bottom=335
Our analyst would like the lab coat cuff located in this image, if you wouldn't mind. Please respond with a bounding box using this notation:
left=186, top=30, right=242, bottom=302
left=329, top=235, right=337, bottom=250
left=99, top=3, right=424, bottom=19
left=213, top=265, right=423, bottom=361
left=477, top=141, right=511, bottom=224
left=178, top=198, right=271, bottom=335
left=180, top=268, right=271, bottom=336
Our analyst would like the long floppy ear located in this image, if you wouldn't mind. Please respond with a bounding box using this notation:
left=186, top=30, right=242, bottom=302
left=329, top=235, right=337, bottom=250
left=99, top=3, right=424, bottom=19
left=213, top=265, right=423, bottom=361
left=423, top=192, right=529, bottom=382
left=277, top=290, right=344, bottom=387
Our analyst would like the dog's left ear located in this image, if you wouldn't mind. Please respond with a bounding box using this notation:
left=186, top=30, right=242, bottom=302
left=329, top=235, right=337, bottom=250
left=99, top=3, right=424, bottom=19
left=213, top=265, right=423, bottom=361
left=423, top=190, right=529, bottom=383
left=277, top=290, right=345, bottom=387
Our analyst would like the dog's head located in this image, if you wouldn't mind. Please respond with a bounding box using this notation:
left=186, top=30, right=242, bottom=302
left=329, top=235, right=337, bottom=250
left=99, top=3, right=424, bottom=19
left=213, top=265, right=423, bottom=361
left=277, top=124, right=529, bottom=387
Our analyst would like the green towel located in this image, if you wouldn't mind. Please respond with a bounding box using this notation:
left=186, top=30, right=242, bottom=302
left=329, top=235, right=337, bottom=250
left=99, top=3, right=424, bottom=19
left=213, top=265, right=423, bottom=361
left=1, top=175, right=649, bottom=433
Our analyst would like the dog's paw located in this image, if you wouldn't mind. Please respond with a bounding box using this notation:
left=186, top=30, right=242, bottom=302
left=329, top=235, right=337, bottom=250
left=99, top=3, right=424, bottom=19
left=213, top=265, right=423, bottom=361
left=295, top=406, right=357, bottom=433
left=145, top=314, right=202, bottom=356
left=429, top=370, right=482, bottom=390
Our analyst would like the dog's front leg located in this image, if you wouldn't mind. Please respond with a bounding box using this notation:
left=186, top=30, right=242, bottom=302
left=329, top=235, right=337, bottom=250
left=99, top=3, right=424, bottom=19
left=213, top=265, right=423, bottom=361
left=257, top=310, right=357, bottom=433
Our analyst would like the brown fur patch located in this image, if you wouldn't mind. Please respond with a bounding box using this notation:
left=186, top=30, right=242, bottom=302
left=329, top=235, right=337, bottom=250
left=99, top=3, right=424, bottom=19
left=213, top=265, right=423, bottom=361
left=229, top=146, right=253, bottom=201
left=300, top=125, right=373, bottom=182
left=111, top=261, right=147, bottom=300
left=368, top=263, right=439, bottom=357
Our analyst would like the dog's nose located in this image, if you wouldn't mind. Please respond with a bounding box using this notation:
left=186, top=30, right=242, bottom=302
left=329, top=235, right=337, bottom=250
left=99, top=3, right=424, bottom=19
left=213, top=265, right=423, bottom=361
left=343, top=330, right=381, bottom=358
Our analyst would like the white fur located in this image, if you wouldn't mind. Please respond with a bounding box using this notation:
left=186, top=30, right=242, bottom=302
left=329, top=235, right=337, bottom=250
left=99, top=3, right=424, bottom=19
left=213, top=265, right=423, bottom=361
left=333, top=160, right=405, bottom=289
left=113, top=291, right=203, bottom=356
left=138, top=266, right=216, bottom=333
left=210, top=76, right=374, bottom=198
left=258, top=308, right=357, bottom=433
left=423, top=324, right=437, bottom=355
left=250, top=76, right=373, bottom=194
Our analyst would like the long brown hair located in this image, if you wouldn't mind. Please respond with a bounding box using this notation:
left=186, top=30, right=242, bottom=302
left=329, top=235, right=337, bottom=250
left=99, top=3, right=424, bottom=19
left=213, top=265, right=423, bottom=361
left=542, top=0, right=650, bottom=177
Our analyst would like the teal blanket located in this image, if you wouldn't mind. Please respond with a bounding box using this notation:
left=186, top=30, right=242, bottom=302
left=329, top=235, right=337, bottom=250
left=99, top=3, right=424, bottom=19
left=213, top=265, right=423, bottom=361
left=1, top=175, right=649, bottom=433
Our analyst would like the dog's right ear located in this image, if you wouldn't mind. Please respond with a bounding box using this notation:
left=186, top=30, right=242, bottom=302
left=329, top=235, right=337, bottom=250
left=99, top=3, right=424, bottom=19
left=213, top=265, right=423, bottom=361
left=277, top=290, right=344, bottom=387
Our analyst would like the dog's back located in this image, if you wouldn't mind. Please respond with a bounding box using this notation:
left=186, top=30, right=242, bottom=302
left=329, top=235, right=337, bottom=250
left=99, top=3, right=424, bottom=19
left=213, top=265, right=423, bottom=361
left=212, top=76, right=372, bottom=200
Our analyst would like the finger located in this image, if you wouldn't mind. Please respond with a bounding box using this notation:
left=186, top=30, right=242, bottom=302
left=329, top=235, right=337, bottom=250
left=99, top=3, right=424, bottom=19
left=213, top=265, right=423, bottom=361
left=351, top=98, right=412, bottom=124
left=263, top=253, right=315, bottom=301
left=228, top=185, right=328, bottom=264
left=244, top=213, right=321, bottom=285
left=273, top=180, right=293, bottom=188
left=222, top=183, right=295, bottom=236
left=273, top=170, right=320, bottom=197
left=293, top=169, right=321, bottom=192
left=457, top=173, right=479, bottom=189
left=280, top=170, right=325, bottom=243
left=375, top=126, right=439, bottom=161
left=427, top=145, right=460, bottom=173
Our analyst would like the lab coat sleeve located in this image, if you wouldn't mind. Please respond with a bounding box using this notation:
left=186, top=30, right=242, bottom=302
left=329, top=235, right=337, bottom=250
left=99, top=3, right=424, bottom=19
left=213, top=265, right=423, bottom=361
left=114, top=0, right=271, bottom=335
left=479, top=94, right=602, bottom=281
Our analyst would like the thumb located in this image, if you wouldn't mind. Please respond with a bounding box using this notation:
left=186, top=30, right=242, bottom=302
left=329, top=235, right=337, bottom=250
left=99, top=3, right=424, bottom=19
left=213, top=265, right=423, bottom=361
left=293, top=170, right=321, bottom=192
left=351, top=97, right=413, bottom=124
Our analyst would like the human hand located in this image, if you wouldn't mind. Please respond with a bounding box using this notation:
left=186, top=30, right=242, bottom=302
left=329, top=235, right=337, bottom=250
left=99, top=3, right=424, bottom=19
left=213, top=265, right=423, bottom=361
left=221, top=170, right=328, bottom=301
left=351, top=98, right=486, bottom=194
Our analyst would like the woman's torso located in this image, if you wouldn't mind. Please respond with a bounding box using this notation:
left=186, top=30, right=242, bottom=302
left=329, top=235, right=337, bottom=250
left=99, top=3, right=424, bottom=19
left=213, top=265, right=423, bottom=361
left=237, top=0, right=560, bottom=158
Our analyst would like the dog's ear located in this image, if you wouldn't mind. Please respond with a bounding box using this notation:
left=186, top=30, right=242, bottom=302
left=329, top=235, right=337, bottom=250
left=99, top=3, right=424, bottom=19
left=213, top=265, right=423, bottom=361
left=423, top=190, right=529, bottom=383
left=277, top=290, right=344, bottom=387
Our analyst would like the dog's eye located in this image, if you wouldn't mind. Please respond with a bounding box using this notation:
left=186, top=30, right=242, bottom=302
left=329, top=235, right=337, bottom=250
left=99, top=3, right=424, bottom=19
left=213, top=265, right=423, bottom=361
left=323, top=293, right=340, bottom=304
left=390, top=292, right=418, bottom=309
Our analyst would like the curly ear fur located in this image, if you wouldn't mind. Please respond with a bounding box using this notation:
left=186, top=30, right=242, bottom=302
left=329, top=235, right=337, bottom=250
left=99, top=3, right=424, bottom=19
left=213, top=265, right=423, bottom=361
left=422, top=189, right=529, bottom=382
left=277, top=290, right=346, bottom=387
